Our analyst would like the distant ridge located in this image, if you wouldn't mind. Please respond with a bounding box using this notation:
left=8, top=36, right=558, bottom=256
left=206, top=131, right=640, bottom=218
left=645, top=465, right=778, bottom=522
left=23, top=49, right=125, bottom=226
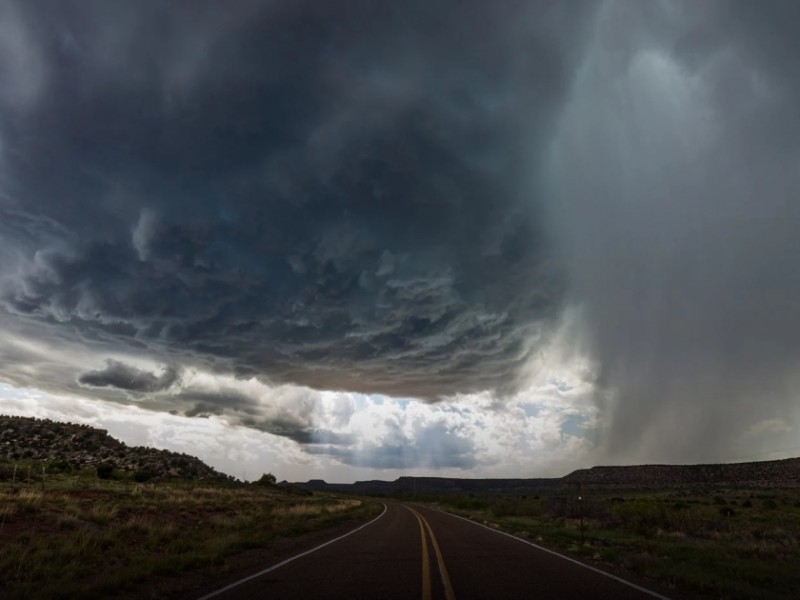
left=0, top=414, right=233, bottom=481
left=296, top=476, right=561, bottom=495
left=294, top=457, right=800, bottom=494
left=562, top=458, right=800, bottom=488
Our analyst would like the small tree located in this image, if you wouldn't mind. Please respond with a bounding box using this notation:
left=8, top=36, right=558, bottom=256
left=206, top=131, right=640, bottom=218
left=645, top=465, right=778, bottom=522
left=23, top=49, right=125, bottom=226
left=256, top=472, right=277, bottom=486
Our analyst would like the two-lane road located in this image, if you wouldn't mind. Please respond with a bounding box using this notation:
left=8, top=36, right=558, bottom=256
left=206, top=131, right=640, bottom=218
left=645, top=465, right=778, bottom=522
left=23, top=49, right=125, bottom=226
left=198, top=503, right=670, bottom=599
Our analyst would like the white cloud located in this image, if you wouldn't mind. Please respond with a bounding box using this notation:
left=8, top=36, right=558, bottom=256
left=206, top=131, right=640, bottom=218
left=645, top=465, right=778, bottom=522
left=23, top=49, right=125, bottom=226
left=1, top=353, right=599, bottom=481
left=0, top=306, right=602, bottom=481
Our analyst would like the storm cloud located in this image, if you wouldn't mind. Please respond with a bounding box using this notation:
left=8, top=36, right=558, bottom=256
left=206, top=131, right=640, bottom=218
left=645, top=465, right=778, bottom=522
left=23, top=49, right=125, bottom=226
left=2, top=1, right=800, bottom=472
left=0, top=0, right=593, bottom=400
left=79, top=359, right=180, bottom=392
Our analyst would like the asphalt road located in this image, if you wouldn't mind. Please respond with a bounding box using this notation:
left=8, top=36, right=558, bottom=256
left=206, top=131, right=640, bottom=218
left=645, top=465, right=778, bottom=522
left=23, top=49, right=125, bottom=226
left=198, top=502, right=670, bottom=600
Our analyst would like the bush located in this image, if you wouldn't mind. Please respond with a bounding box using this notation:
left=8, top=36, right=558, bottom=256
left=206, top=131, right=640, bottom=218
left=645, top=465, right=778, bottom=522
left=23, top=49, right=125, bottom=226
left=256, top=472, right=277, bottom=486
left=281, top=485, right=313, bottom=496
left=612, top=499, right=668, bottom=535
left=0, top=464, right=14, bottom=481
left=96, top=462, right=114, bottom=480
left=47, top=460, right=72, bottom=474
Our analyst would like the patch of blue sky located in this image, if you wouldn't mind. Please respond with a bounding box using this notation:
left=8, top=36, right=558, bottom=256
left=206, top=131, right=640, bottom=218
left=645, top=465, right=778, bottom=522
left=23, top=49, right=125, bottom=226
left=547, top=377, right=574, bottom=393
left=0, top=382, right=44, bottom=400
left=519, top=403, right=542, bottom=417
left=367, top=394, right=412, bottom=410
left=561, top=414, right=589, bottom=437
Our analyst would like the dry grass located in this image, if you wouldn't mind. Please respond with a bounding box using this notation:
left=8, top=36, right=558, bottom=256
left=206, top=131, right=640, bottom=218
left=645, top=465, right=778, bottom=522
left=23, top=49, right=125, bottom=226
left=272, top=499, right=361, bottom=517
left=0, top=477, right=380, bottom=600
left=425, top=487, right=800, bottom=599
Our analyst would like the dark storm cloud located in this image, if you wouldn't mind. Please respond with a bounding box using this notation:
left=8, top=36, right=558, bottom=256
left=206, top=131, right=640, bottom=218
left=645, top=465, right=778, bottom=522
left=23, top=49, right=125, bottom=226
left=0, top=0, right=596, bottom=399
left=9, top=0, right=797, bottom=471
left=547, top=1, right=800, bottom=462
left=78, top=359, right=180, bottom=392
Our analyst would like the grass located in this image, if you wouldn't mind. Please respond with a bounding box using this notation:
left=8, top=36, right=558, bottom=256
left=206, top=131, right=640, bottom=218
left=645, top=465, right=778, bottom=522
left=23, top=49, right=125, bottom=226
left=415, top=487, right=800, bottom=599
left=0, top=467, right=381, bottom=599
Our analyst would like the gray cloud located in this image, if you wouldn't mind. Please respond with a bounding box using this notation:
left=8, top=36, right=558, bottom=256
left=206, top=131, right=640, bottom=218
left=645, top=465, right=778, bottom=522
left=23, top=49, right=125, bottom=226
left=78, top=359, right=180, bottom=393
left=0, top=0, right=596, bottom=400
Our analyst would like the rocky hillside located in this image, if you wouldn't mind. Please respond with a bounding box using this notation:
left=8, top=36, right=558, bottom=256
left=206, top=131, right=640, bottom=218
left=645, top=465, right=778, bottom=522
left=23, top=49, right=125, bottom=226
left=0, top=415, right=233, bottom=481
left=562, top=458, right=800, bottom=488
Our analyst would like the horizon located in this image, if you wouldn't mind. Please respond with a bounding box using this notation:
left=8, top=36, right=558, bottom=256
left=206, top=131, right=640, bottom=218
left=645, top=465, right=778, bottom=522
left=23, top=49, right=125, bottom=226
left=3, top=406, right=797, bottom=484
left=2, top=1, right=800, bottom=483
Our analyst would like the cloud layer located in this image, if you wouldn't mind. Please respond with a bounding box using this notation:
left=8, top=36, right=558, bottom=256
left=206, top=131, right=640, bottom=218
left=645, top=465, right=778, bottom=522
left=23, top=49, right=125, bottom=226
left=2, top=1, right=800, bottom=473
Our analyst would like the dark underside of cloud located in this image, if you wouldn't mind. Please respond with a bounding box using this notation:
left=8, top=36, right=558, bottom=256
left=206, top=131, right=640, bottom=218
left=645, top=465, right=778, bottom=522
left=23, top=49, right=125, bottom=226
left=78, top=359, right=180, bottom=393
left=0, top=0, right=596, bottom=399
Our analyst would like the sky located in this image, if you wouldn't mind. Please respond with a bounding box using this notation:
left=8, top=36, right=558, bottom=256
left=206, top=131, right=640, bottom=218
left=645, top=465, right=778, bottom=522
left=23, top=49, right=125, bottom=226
left=1, top=0, right=799, bottom=482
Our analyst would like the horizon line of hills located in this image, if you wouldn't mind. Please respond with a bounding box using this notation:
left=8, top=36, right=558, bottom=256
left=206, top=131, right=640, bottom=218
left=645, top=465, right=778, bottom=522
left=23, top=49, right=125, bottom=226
left=293, top=456, right=800, bottom=494
left=2, top=414, right=799, bottom=491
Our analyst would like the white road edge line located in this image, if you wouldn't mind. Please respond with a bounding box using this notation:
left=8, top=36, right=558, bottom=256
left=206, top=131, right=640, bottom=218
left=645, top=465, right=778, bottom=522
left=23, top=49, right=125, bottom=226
left=197, top=503, right=388, bottom=600
left=429, top=507, right=671, bottom=600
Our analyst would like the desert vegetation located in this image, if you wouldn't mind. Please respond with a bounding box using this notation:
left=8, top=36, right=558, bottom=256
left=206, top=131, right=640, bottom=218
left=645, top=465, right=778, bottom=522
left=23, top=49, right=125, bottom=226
left=0, top=469, right=380, bottom=599
left=0, top=416, right=381, bottom=599
left=415, top=487, right=800, bottom=599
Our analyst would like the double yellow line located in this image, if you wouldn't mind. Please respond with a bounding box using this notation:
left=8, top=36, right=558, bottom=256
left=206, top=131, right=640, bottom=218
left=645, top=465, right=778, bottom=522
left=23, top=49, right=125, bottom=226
left=405, top=506, right=456, bottom=600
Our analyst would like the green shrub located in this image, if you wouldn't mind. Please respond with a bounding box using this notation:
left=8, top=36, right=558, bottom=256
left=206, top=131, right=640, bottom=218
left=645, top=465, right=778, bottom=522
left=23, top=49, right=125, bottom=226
left=256, top=473, right=277, bottom=487
left=47, top=461, right=72, bottom=474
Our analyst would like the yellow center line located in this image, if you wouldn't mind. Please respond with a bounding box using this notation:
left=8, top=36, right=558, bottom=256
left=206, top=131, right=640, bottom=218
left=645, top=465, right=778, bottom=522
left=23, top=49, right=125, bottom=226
left=411, top=508, right=432, bottom=600
left=406, top=506, right=456, bottom=600
left=421, top=516, right=456, bottom=600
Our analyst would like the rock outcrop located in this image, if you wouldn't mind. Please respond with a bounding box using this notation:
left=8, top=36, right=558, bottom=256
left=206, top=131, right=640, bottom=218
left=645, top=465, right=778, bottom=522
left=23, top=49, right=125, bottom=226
left=0, top=415, right=233, bottom=481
